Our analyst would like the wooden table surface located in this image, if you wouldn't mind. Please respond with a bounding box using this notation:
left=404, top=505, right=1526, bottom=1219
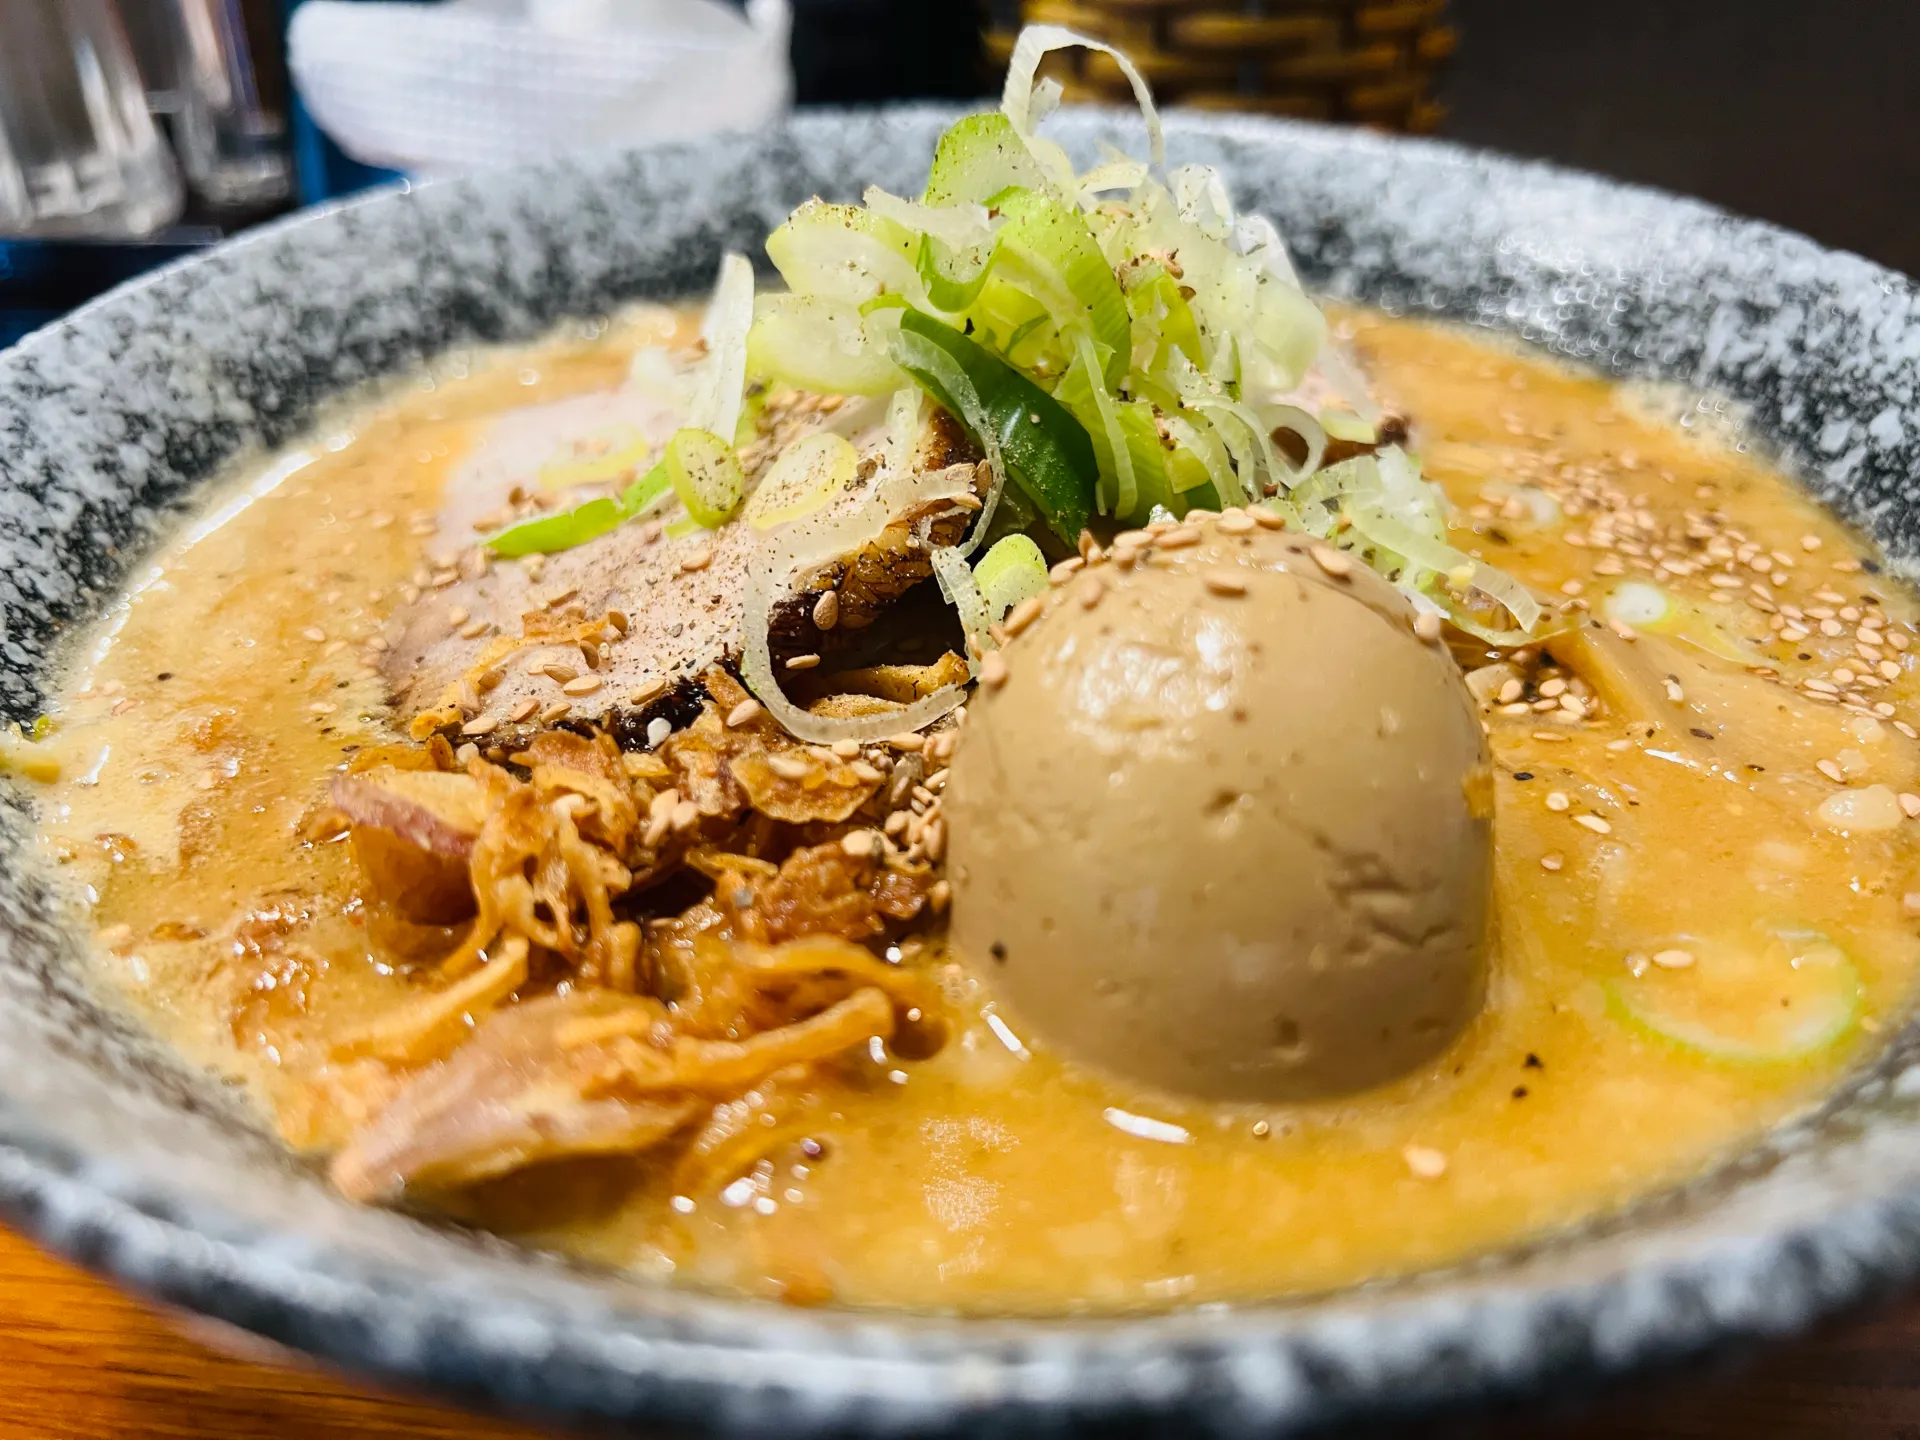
left=6, top=1222, right=1920, bottom=1439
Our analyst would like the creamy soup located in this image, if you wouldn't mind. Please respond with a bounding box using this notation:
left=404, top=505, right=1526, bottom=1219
left=14, top=307, right=1920, bottom=1314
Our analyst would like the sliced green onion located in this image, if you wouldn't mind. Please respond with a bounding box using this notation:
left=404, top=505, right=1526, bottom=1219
left=923, top=111, right=1055, bottom=208
left=486, top=459, right=673, bottom=557
left=537, top=424, right=652, bottom=492
left=765, top=200, right=920, bottom=305
left=665, top=428, right=746, bottom=529
left=487, top=497, right=626, bottom=558
left=747, top=293, right=904, bottom=397
left=1162, top=411, right=1233, bottom=500
left=1072, top=332, right=1136, bottom=515
left=1601, top=580, right=1760, bottom=663
left=746, top=432, right=858, bottom=531
left=1608, top=929, right=1862, bottom=1065
left=914, top=187, right=1130, bottom=388
left=974, top=534, right=1049, bottom=621
left=863, top=185, right=992, bottom=249
left=1320, top=410, right=1376, bottom=444
left=1122, top=260, right=1205, bottom=375
left=890, top=309, right=1096, bottom=545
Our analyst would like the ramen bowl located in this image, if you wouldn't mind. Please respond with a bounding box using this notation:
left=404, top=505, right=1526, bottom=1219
left=4, top=109, right=1920, bottom=1434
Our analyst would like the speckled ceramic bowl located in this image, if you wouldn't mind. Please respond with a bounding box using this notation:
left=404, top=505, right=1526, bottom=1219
left=5, top=109, right=1920, bottom=1436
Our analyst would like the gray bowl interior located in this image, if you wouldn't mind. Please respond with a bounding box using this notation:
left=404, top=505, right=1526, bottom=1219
left=4, top=108, right=1920, bottom=1436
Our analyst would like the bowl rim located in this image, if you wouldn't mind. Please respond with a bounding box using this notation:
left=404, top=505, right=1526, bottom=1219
left=5, top=105, right=1920, bottom=1436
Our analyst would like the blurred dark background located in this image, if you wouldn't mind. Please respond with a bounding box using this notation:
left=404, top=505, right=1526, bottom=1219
left=1443, top=0, right=1920, bottom=276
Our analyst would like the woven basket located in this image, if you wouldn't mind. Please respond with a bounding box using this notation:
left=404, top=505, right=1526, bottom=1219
left=985, top=0, right=1455, bottom=132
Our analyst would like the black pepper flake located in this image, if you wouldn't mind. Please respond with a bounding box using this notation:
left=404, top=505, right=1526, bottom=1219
left=1523, top=1052, right=1544, bottom=1069
left=1747, top=763, right=1765, bottom=772
left=990, top=941, right=1008, bottom=964
left=1512, top=1086, right=1529, bottom=1100
left=1863, top=558, right=1883, bottom=574
left=1513, top=771, right=1534, bottom=782
left=155, top=672, right=172, bottom=681
left=1689, top=727, right=1714, bottom=740
left=1798, top=653, right=1813, bottom=661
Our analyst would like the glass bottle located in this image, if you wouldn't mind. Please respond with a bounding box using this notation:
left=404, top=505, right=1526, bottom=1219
left=0, top=0, right=185, bottom=238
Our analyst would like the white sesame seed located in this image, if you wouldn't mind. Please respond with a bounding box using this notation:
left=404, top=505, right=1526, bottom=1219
left=784, top=653, right=821, bottom=671
left=1540, top=852, right=1564, bottom=872
left=679, top=548, right=714, bottom=574
left=1310, top=544, right=1352, bottom=578
left=888, top=732, right=925, bottom=752
left=1545, top=791, right=1571, bottom=812
left=1005, top=595, right=1044, bottom=636
left=562, top=676, right=602, bottom=697
left=726, top=699, right=763, bottom=728
left=1574, top=814, right=1612, bottom=834
left=1403, top=1145, right=1448, bottom=1179
left=1816, top=758, right=1846, bottom=783
left=461, top=715, right=499, bottom=736
left=980, top=652, right=1009, bottom=689
left=813, top=590, right=840, bottom=630
left=1652, top=948, right=1695, bottom=969
left=840, top=829, right=882, bottom=858
left=1202, top=568, right=1248, bottom=597
left=1414, top=611, right=1443, bottom=642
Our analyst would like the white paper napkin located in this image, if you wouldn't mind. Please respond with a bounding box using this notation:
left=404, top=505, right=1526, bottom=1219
left=288, top=0, right=792, bottom=173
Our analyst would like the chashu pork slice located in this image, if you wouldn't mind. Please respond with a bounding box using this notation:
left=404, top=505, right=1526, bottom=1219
left=383, top=386, right=983, bottom=741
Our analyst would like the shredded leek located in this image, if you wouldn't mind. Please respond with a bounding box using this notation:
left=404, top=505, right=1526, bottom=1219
left=690, top=254, right=754, bottom=444
left=739, top=22, right=1541, bottom=651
